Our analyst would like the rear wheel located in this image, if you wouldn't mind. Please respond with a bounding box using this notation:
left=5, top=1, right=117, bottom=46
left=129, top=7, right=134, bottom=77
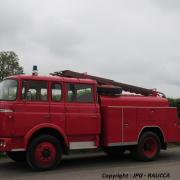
left=26, top=135, right=62, bottom=171
left=135, top=132, right=160, bottom=161
left=7, top=151, right=26, bottom=162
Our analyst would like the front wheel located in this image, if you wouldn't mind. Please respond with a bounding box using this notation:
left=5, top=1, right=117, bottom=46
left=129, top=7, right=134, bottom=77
left=26, top=135, right=62, bottom=171
left=135, top=132, right=160, bottom=161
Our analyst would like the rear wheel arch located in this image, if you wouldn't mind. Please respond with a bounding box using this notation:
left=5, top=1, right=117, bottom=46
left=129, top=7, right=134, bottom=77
left=138, top=127, right=166, bottom=149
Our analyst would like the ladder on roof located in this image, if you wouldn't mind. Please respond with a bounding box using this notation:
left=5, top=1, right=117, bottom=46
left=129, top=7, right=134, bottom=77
left=51, top=70, right=165, bottom=97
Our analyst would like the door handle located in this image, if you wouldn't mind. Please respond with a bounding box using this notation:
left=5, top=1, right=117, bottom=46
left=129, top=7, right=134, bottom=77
left=124, top=122, right=129, bottom=127
left=91, top=116, right=97, bottom=119
left=42, top=115, right=51, bottom=119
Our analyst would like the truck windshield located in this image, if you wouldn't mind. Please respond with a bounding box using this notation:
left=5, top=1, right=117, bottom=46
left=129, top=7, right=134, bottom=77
left=0, top=79, right=18, bottom=101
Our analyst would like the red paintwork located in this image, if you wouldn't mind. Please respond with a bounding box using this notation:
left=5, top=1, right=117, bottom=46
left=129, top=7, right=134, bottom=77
left=0, top=101, right=14, bottom=137
left=8, top=75, right=96, bottom=85
left=0, top=74, right=180, bottom=154
left=24, top=123, right=68, bottom=148
left=100, top=95, right=180, bottom=146
left=100, top=95, right=169, bottom=107
left=0, top=75, right=100, bottom=152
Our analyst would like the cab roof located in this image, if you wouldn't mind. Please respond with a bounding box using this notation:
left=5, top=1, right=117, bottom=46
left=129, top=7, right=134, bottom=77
left=6, top=74, right=97, bottom=84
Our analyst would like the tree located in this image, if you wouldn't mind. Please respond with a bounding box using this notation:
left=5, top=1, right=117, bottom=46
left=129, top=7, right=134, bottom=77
left=168, top=98, right=180, bottom=108
left=0, top=51, right=24, bottom=81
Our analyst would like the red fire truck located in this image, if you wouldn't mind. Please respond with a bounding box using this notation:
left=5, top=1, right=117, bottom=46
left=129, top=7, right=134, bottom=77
left=0, top=68, right=180, bottom=171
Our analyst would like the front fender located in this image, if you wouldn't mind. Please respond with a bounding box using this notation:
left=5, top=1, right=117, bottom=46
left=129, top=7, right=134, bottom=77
left=24, top=123, right=68, bottom=148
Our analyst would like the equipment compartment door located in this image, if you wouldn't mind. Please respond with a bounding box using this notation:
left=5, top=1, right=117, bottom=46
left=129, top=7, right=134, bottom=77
left=101, top=107, right=123, bottom=146
left=123, top=108, right=137, bottom=143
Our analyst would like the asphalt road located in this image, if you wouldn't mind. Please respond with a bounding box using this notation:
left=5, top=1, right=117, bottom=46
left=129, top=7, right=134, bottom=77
left=0, top=147, right=180, bottom=180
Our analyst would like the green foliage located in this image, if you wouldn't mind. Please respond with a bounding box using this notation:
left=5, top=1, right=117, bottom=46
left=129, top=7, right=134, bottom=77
left=0, top=153, right=6, bottom=158
left=0, top=51, right=24, bottom=81
left=168, top=98, right=180, bottom=108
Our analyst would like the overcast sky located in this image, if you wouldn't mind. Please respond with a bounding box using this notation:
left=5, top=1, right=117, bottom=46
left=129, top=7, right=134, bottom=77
left=0, top=0, right=180, bottom=97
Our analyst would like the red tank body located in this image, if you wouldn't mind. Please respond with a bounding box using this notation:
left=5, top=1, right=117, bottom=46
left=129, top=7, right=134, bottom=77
left=99, top=95, right=180, bottom=147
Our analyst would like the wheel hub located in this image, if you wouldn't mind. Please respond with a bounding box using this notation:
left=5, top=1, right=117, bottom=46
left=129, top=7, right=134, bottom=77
left=143, top=137, right=157, bottom=158
left=34, top=141, right=57, bottom=168
left=145, top=143, right=152, bottom=151
left=42, top=149, right=51, bottom=158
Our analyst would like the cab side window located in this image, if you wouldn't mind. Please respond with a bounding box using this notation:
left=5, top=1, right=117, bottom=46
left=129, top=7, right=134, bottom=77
left=66, top=83, right=93, bottom=103
left=51, top=83, right=62, bottom=101
left=22, top=80, right=48, bottom=101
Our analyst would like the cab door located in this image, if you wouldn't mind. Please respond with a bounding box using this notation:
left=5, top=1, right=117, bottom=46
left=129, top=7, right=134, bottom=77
left=49, top=82, right=65, bottom=132
left=65, top=83, right=100, bottom=149
left=13, top=80, right=50, bottom=137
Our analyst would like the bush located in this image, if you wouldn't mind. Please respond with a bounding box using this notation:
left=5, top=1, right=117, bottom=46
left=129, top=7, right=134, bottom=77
left=168, top=98, right=180, bottom=108
left=0, top=153, right=6, bottom=158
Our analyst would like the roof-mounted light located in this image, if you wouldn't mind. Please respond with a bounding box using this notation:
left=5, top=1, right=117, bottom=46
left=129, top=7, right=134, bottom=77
left=32, top=65, right=38, bottom=76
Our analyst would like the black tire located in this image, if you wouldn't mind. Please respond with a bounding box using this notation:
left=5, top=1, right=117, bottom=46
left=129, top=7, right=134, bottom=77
left=135, top=132, right=160, bottom=161
left=97, top=86, right=122, bottom=95
left=7, top=151, right=26, bottom=162
left=26, top=135, right=62, bottom=171
left=103, top=147, right=125, bottom=157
